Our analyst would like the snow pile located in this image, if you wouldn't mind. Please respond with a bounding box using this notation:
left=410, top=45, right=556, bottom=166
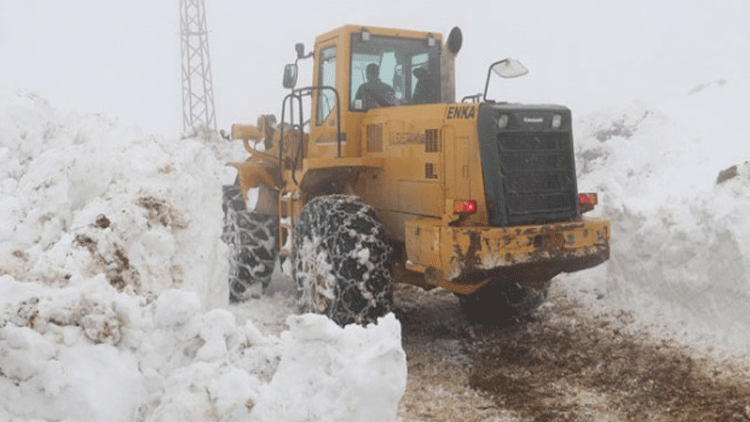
left=0, top=92, right=230, bottom=306
left=0, top=93, right=407, bottom=422
left=570, top=76, right=750, bottom=355
left=252, top=314, right=406, bottom=422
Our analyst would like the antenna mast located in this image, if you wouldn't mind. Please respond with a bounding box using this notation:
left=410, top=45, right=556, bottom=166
left=180, top=0, right=216, bottom=132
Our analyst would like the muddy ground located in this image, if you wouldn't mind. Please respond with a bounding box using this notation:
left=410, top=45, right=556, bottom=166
left=393, top=283, right=750, bottom=422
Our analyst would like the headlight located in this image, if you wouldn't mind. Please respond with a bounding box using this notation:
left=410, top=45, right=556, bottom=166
left=551, top=114, right=562, bottom=128
left=497, top=114, right=509, bottom=129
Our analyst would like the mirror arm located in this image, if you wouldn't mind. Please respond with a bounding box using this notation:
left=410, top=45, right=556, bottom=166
left=483, top=60, right=504, bottom=102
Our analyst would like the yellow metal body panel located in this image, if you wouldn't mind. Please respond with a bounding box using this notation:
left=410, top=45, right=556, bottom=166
left=229, top=162, right=280, bottom=192
left=404, top=217, right=610, bottom=295
left=303, top=156, right=383, bottom=171
left=346, top=103, right=487, bottom=242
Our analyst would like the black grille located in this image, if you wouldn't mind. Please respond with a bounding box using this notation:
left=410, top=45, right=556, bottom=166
left=497, top=132, right=577, bottom=225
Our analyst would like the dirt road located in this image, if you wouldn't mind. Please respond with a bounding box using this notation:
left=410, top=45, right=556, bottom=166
left=394, top=283, right=750, bottom=422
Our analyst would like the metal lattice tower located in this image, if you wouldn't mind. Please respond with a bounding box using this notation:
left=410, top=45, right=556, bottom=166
left=180, top=0, right=216, bottom=132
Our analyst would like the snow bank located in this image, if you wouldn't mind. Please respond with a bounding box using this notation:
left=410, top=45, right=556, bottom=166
left=0, top=92, right=230, bottom=308
left=251, top=314, right=406, bottom=422
left=0, top=273, right=406, bottom=422
left=570, top=76, right=750, bottom=356
left=0, top=93, right=407, bottom=422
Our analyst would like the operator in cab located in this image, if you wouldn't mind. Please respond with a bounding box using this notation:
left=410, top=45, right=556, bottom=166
left=355, top=63, right=398, bottom=108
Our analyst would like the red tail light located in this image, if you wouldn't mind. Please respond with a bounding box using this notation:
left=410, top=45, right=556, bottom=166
left=453, top=200, right=477, bottom=215
left=579, top=193, right=598, bottom=213
left=579, top=193, right=597, bottom=205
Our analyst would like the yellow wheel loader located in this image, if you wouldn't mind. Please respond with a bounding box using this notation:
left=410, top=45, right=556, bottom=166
left=221, top=25, right=610, bottom=326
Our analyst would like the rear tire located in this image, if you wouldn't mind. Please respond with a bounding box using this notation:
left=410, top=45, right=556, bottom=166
left=293, top=194, right=393, bottom=326
left=457, top=280, right=549, bottom=325
left=222, top=183, right=279, bottom=303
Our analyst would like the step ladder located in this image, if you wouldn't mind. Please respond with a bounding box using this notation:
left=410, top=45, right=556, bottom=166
left=278, top=187, right=298, bottom=271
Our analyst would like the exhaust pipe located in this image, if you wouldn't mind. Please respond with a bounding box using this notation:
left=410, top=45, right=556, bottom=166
left=440, top=27, right=463, bottom=103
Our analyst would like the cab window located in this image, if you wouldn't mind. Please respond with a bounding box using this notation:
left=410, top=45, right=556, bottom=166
left=316, top=46, right=337, bottom=125
left=350, top=33, right=440, bottom=111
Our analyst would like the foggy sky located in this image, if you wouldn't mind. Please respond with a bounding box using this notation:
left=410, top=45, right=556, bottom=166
left=1, top=0, right=747, bottom=136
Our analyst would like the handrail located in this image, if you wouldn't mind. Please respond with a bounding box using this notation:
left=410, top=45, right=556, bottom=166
left=278, top=85, right=342, bottom=186
left=461, top=93, right=483, bottom=103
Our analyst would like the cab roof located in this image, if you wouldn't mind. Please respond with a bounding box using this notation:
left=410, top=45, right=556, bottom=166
left=314, top=24, right=443, bottom=45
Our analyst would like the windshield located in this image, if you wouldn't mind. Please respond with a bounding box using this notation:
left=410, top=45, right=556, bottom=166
left=350, top=33, right=441, bottom=110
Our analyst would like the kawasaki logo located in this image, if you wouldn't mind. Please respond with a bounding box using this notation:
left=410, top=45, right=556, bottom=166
left=523, top=117, right=544, bottom=123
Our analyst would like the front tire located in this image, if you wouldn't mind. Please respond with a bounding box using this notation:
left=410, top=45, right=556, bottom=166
left=293, top=194, right=393, bottom=326
left=222, top=183, right=279, bottom=303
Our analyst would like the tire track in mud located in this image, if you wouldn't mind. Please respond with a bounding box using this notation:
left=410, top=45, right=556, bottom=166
left=395, top=284, right=750, bottom=422
left=394, top=285, right=520, bottom=422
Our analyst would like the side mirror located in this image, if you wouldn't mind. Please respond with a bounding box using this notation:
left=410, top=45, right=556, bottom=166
left=490, top=59, right=528, bottom=79
left=283, top=63, right=298, bottom=89
left=483, top=58, right=528, bottom=102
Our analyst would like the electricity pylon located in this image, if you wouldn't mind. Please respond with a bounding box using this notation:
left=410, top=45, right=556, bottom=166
left=180, top=0, right=217, bottom=132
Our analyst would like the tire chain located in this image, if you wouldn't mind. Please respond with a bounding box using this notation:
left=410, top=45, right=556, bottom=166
left=294, top=194, right=393, bottom=326
left=222, top=184, right=279, bottom=303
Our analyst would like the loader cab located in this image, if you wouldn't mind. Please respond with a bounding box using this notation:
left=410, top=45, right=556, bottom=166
left=347, top=29, right=442, bottom=110
left=290, top=25, right=445, bottom=161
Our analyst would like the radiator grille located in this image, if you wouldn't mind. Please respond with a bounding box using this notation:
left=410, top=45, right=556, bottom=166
left=496, top=132, right=577, bottom=225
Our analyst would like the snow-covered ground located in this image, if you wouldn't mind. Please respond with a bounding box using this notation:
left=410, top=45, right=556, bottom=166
left=0, top=70, right=748, bottom=420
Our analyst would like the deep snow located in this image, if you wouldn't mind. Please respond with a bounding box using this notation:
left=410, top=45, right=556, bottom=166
left=568, top=75, right=750, bottom=358
left=0, top=92, right=406, bottom=422
left=0, top=70, right=749, bottom=420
